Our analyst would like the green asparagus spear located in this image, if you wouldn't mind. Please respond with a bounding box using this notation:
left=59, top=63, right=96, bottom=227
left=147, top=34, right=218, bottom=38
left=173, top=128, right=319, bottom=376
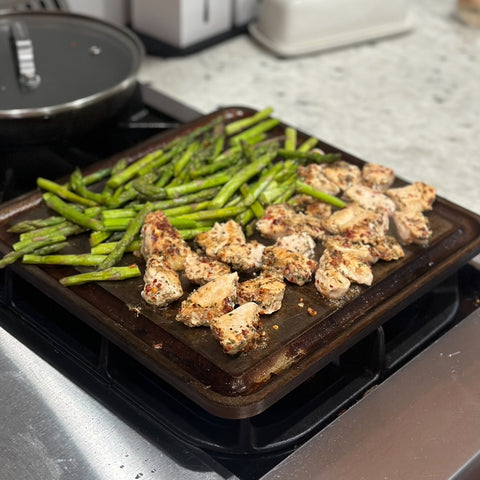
left=7, top=216, right=65, bottom=233
left=37, top=177, right=98, bottom=207
left=91, top=239, right=141, bottom=255
left=97, top=203, right=153, bottom=270
left=295, top=180, right=346, bottom=208
left=106, top=151, right=163, bottom=189
left=284, top=127, right=297, bottom=151
left=174, top=206, right=246, bottom=222
left=69, top=168, right=105, bottom=204
left=209, top=149, right=277, bottom=208
left=60, top=264, right=142, bottom=286
left=165, top=165, right=241, bottom=199
left=42, top=193, right=104, bottom=231
left=277, top=149, right=341, bottom=164
left=23, top=254, right=107, bottom=266
left=225, top=107, right=274, bottom=136
left=0, top=235, right=67, bottom=269
left=297, top=137, right=319, bottom=152
left=229, top=118, right=280, bottom=146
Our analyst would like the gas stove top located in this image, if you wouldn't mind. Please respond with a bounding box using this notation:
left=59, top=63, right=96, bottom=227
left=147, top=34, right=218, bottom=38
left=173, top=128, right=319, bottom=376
left=1, top=85, right=479, bottom=480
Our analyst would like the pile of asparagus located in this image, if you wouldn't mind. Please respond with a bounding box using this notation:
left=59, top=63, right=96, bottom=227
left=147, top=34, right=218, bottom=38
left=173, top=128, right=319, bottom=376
left=0, top=107, right=346, bottom=286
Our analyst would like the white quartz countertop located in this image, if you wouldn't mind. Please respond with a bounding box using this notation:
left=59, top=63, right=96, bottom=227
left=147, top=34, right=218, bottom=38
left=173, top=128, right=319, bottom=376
left=138, top=0, right=480, bottom=216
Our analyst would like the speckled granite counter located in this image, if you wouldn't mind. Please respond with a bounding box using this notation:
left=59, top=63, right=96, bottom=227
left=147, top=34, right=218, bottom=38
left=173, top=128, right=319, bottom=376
left=139, top=0, right=480, bottom=216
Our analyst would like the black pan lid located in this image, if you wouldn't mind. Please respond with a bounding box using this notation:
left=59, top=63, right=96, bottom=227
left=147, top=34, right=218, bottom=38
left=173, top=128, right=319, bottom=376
left=0, top=11, right=144, bottom=117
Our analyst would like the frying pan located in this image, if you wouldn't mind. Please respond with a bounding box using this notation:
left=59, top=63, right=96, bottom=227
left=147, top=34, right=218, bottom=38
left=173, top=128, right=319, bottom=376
left=0, top=11, right=144, bottom=144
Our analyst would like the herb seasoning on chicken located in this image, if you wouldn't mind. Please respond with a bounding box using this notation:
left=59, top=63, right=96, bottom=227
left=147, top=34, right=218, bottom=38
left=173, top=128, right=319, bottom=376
left=176, top=272, right=238, bottom=327
left=210, top=302, right=264, bottom=355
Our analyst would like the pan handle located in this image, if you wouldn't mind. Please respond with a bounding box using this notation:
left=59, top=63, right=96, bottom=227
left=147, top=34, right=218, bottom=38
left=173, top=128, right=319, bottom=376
left=10, top=21, right=41, bottom=89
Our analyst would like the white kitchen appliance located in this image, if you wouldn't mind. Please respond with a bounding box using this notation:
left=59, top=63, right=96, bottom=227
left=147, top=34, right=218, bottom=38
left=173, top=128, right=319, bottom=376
left=130, top=0, right=259, bottom=51
left=249, top=0, right=414, bottom=57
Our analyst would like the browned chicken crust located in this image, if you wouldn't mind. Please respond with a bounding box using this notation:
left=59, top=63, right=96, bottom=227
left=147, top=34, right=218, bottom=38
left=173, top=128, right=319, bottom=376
left=176, top=272, right=238, bottom=327
left=141, top=255, right=183, bottom=307
left=141, top=210, right=192, bottom=271
left=362, top=163, right=395, bottom=192
left=237, top=273, right=286, bottom=315
left=210, top=302, right=264, bottom=356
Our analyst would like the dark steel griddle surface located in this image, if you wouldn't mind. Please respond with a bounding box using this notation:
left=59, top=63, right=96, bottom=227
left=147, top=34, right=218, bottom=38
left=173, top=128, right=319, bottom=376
left=1, top=107, right=480, bottom=419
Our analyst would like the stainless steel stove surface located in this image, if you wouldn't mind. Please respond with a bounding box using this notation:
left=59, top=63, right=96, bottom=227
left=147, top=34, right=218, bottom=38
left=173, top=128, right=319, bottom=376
left=1, top=85, right=479, bottom=480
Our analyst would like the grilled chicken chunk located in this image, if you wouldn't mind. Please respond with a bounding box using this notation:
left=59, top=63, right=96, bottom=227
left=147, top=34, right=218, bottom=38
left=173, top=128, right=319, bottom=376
left=386, top=182, right=436, bottom=213
left=256, top=204, right=298, bottom=240
left=319, top=248, right=373, bottom=286
left=322, top=203, right=389, bottom=242
left=210, top=302, right=263, bottom=356
left=343, top=185, right=397, bottom=215
left=262, top=246, right=318, bottom=286
left=196, top=220, right=264, bottom=272
left=323, top=235, right=378, bottom=264
left=362, top=163, right=395, bottom=192
left=184, top=252, right=231, bottom=285
left=195, top=220, right=246, bottom=257
left=320, top=160, right=362, bottom=192
left=391, top=210, right=433, bottom=246
left=275, top=232, right=316, bottom=259
left=256, top=204, right=325, bottom=241
left=216, top=239, right=265, bottom=273
left=298, top=164, right=340, bottom=195
left=141, top=210, right=192, bottom=271
left=237, top=273, right=286, bottom=315
left=315, top=267, right=351, bottom=300
left=141, top=255, right=183, bottom=307
left=369, top=235, right=405, bottom=261
left=176, top=272, right=238, bottom=327
left=289, top=194, right=333, bottom=219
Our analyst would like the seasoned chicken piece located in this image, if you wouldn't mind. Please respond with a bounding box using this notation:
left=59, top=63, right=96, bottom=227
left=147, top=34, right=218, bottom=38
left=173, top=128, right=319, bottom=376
left=344, top=185, right=397, bottom=215
left=217, top=240, right=265, bottom=272
left=320, top=160, right=362, bottom=192
left=386, top=182, right=436, bottom=213
left=176, top=273, right=238, bottom=327
left=275, top=232, right=316, bottom=259
left=322, top=203, right=389, bottom=242
left=323, top=235, right=378, bottom=264
left=262, top=246, right=318, bottom=286
left=184, top=252, right=231, bottom=285
left=304, top=201, right=333, bottom=219
left=298, top=164, right=341, bottom=195
left=210, top=302, right=263, bottom=356
left=195, top=220, right=245, bottom=257
left=319, top=248, right=373, bottom=286
left=289, top=194, right=333, bottom=219
left=315, top=267, right=351, bottom=300
left=256, top=204, right=326, bottom=241
left=141, top=210, right=192, bottom=271
left=299, top=212, right=327, bottom=241
left=369, top=235, right=405, bottom=261
left=237, top=273, right=286, bottom=315
left=362, top=163, right=395, bottom=192
left=391, top=210, right=433, bottom=246
left=256, top=204, right=298, bottom=240
left=141, top=255, right=183, bottom=307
